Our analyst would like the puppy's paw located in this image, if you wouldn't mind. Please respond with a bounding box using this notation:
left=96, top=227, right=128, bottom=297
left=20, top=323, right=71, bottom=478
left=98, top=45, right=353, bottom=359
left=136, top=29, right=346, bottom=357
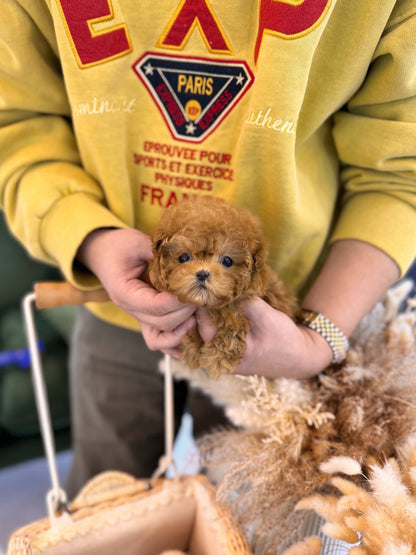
left=180, top=329, right=204, bottom=369
left=199, top=351, right=241, bottom=379
left=199, top=330, right=247, bottom=379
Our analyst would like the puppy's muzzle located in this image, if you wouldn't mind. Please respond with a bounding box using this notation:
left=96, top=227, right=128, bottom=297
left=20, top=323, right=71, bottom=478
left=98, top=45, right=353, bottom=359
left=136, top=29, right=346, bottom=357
left=196, top=270, right=210, bottom=283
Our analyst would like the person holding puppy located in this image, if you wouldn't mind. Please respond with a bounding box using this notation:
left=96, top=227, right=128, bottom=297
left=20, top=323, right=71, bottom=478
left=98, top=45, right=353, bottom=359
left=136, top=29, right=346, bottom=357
left=0, top=1, right=415, bottom=496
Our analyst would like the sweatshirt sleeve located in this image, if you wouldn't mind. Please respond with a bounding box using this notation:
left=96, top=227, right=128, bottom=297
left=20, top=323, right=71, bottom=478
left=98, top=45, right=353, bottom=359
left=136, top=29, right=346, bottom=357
left=0, top=2, right=126, bottom=288
left=330, top=5, right=416, bottom=275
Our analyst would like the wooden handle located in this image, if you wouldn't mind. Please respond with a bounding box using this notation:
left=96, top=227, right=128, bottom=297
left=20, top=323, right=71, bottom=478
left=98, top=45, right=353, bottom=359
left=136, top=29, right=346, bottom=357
left=34, top=282, right=110, bottom=309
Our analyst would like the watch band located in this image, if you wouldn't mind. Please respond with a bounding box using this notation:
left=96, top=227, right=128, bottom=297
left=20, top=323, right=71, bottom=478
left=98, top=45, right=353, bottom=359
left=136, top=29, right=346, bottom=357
left=298, top=309, right=349, bottom=364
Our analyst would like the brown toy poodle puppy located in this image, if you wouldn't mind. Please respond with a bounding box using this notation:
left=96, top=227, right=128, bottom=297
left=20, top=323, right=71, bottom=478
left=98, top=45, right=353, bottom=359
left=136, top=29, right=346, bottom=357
left=148, top=197, right=298, bottom=378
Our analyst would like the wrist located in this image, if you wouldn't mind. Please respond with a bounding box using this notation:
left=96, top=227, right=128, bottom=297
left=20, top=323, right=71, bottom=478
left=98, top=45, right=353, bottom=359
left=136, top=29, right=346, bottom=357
left=297, top=324, right=334, bottom=375
left=77, top=227, right=118, bottom=270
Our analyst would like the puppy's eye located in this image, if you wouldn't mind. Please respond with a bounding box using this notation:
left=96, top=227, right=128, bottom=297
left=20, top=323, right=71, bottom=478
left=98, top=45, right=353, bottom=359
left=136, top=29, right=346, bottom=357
left=220, top=256, right=233, bottom=268
left=178, top=253, right=193, bottom=263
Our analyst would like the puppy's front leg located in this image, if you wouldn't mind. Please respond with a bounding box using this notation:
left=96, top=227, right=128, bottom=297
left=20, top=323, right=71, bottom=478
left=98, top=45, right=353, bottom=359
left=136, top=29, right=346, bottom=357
left=198, top=305, right=250, bottom=379
left=180, top=327, right=205, bottom=369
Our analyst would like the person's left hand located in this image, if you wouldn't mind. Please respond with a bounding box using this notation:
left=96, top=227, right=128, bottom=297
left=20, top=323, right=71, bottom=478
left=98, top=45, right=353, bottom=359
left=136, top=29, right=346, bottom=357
left=195, top=298, right=333, bottom=379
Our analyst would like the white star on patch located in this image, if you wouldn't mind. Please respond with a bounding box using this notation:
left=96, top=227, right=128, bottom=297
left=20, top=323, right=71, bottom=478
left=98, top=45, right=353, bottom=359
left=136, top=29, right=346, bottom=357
left=143, top=62, right=154, bottom=75
left=186, top=121, right=197, bottom=135
left=236, top=73, right=245, bottom=86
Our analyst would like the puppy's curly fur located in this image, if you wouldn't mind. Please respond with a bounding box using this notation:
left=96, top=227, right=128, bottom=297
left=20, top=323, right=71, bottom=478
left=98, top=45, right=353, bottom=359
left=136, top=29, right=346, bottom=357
left=148, top=197, right=298, bottom=378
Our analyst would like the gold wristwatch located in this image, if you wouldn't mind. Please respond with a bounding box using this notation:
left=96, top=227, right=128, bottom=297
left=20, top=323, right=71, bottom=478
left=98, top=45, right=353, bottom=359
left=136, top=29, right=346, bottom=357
left=299, top=309, right=349, bottom=364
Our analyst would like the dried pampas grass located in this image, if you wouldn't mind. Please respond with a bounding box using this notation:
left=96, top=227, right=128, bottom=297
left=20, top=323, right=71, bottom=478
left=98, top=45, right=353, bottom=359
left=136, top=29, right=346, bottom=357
left=164, top=281, right=416, bottom=554
left=295, top=437, right=416, bottom=554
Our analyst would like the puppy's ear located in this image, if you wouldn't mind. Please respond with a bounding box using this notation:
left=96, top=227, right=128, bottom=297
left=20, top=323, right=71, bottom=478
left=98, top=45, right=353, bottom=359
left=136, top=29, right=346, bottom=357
left=151, top=229, right=173, bottom=256
left=249, top=240, right=269, bottom=293
left=252, top=240, right=267, bottom=271
left=148, top=230, right=173, bottom=291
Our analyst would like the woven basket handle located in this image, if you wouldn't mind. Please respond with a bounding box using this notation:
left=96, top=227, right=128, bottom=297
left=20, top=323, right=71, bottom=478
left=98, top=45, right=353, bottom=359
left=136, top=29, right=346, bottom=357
left=34, top=281, right=109, bottom=309
left=23, top=282, right=175, bottom=521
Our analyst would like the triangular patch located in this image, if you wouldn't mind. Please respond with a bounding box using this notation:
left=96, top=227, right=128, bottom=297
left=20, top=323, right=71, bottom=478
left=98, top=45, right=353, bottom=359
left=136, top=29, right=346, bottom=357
left=133, top=52, right=254, bottom=143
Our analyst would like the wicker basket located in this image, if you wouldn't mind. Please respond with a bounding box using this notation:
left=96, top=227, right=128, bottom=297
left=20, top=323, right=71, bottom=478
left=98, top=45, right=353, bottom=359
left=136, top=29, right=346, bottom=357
left=8, top=471, right=251, bottom=554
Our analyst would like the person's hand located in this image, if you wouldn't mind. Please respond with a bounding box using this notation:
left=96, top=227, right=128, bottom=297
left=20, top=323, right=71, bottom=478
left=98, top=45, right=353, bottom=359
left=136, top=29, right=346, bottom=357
left=196, top=238, right=402, bottom=379
left=77, top=228, right=196, bottom=355
left=196, top=298, right=333, bottom=379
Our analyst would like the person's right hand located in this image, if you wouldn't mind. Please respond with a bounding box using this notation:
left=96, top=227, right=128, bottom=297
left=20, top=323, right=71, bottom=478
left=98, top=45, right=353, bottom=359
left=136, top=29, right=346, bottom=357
left=77, top=228, right=197, bottom=355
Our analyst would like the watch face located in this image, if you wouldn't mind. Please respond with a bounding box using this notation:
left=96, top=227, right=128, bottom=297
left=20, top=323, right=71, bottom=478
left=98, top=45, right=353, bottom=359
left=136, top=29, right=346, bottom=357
left=301, top=309, right=319, bottom=324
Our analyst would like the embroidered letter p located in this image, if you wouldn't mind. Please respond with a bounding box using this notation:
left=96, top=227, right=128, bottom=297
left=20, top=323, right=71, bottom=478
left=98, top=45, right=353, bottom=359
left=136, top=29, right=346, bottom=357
left=255, top=0, right=331, bottom=62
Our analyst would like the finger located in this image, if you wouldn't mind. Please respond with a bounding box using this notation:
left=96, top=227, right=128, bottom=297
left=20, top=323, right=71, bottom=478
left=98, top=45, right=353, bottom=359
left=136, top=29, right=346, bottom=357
left=161, top=348, right=182, bottom=358
left=244, top=296, right=294, bottom=319
left=195, top=308, right=217, bottom=343
left=118, top=284, right=196, bottom=331
left=136, top=304, right=196, bottom=332
left=135, top=288, right=186, bottom=316
left=150, top=290, right=196, bottom=319
left=242, top=297, right=289, bottom=332
left=118, top=281, right=184, bottom=316
left=141, top=316, right=196, bottom=352
left=241, top=297, right=267, bottom=319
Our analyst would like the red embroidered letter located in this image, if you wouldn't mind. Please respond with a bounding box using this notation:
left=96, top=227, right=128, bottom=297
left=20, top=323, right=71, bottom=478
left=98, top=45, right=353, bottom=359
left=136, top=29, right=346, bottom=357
left=158, top=0, right=232, bottom=54
left=255, top=0, right=331, bottom=62
left=57, top=0, right=132, bottom=68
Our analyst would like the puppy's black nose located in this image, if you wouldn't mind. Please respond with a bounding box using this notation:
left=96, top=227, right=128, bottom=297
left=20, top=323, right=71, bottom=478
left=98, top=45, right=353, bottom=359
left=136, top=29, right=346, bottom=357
left=196, top=270, right=210, bottom=282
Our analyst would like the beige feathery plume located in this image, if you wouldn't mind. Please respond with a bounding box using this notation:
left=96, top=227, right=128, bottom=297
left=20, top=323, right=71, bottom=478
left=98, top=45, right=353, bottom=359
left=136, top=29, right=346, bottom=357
left=296, top=438, right=416, bottom=554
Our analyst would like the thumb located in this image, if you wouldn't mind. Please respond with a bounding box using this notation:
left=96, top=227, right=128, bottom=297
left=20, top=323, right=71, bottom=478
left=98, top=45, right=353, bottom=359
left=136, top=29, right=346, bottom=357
left=242, top=297, right=263, bottom=317
left=243, top=297, right=290, bottom=324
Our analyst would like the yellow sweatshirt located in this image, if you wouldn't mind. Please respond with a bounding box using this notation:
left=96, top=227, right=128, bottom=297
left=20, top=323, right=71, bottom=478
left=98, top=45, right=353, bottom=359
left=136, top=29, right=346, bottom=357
left=1, top=0, right=416, bottom=330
